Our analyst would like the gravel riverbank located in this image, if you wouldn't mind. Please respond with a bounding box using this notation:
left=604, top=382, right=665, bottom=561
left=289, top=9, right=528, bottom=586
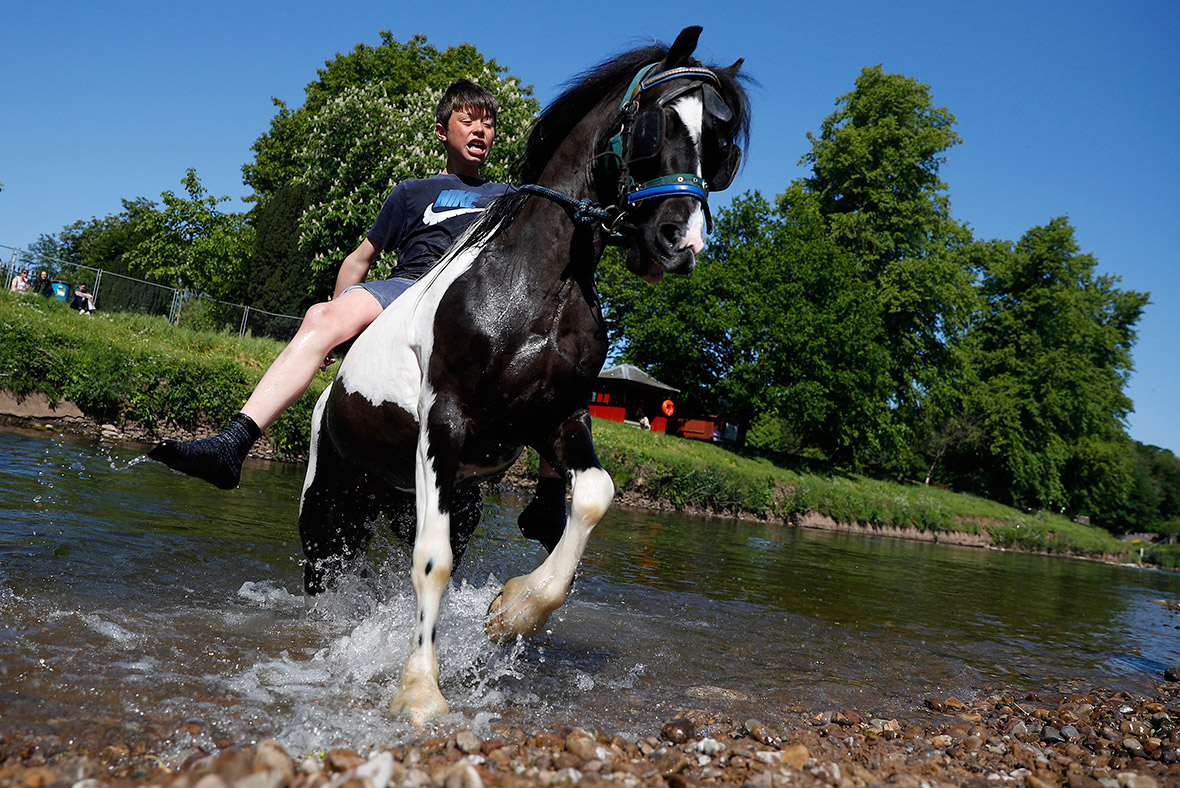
left=4, top=683, right=1179, bottom=788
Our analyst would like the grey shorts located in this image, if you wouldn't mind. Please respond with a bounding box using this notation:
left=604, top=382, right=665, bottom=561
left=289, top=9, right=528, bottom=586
left=344, top=277, right=414, bottom=309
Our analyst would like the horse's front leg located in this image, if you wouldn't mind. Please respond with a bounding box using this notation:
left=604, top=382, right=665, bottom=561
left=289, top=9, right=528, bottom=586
left=390, top=417, right=459, bottom=725
left=487, top=412, right=614, bottom=642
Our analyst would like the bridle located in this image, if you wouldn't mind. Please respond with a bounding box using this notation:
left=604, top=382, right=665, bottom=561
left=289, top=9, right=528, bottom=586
left=518, top=61, right=741, bottom=236
left=604, top=63, right=739, bottom=213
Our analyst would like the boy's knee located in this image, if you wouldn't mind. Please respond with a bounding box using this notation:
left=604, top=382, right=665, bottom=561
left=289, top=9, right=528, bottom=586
left=300, top=302, right=354, bottom=346
left=302, top=301, right=333, bottom=328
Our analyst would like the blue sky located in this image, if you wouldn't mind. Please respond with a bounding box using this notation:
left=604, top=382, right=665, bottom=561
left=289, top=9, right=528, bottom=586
left=3, top=1, right=1177, bottom=454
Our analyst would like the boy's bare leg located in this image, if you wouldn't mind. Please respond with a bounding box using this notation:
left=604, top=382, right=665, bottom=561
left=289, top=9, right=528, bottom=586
left=149, top=289, right=384, bottom=489
left=241, top=289, right=383, bottom=431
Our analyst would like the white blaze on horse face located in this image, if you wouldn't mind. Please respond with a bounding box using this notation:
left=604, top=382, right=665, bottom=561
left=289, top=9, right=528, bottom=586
left=669, top=94, right=708, bottom=255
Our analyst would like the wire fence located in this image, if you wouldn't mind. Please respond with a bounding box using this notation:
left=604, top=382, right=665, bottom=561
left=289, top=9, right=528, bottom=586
left=2, top=243, right=303, bottom=342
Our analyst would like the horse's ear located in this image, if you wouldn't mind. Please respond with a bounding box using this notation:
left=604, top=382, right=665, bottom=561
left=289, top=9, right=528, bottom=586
left=721, top=58, right=745, bottom=77
left=664, top=26, right=702, bottom=68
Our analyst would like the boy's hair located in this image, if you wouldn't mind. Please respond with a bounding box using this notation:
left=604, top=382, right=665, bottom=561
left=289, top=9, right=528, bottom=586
left=435, top=79, right=499, bottom=126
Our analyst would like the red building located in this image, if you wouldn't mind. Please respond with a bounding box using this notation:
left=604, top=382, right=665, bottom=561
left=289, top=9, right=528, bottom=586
left=589, top=365, right=679, bottom=433
left=589, top=365, right=739, bottom=443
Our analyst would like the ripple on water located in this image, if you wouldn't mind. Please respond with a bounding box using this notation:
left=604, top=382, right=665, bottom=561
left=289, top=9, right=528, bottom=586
left=3, top=428, right=1180, bottom=754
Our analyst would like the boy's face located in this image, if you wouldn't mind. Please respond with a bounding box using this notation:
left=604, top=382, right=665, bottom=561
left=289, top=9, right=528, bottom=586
left=436, top=107, right=496, bottom=175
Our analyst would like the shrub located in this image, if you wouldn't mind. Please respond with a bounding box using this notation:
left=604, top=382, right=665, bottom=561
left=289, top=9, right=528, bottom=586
left=0, top=291, right=327, bottom=457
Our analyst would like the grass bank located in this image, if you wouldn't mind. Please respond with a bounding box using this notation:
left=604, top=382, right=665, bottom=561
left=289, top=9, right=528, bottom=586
left=0, top=291, right=1134, bottom=563
left=0, top=290, right=329, bottom=457
left=548, top=417, right=1131, bottom=560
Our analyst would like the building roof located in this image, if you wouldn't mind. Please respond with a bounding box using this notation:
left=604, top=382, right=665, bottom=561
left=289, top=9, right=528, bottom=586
left=598, top=364, right=680, bottom=394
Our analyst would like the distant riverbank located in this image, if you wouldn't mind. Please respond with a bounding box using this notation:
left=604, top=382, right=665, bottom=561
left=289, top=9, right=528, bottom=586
left=2, top=385, right=1134, bottom=568
left=0, top=290, right=1137, bottom=565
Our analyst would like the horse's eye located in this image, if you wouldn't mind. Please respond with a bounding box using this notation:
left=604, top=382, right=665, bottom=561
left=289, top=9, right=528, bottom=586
left=631, top=109, right=664, bottom=161
left=708, top=144, right=742, bottom=191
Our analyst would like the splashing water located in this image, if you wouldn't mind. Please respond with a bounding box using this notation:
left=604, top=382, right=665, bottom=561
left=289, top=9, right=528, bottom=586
left=4, top=426, right=1180, bottom=760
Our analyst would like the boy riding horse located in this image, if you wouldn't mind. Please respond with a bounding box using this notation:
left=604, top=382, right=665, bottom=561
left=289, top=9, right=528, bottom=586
left=150, top=79, right=568, bottom=551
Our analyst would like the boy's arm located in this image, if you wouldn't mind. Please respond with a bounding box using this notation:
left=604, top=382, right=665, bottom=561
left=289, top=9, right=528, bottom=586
left=332, top=237, right=383, bottom=299
left=331, top=181, right=412, bottom=299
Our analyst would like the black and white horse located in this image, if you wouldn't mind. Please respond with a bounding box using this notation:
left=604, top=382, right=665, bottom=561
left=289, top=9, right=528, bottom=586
left=298, top=26, right=749, bottom=724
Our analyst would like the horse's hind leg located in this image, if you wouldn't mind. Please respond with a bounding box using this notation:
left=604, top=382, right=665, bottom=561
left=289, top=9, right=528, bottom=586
left=449, top=484, right=484, bottom=566
left=486, top=410, right=614, bottom=642
left=298, top=392, right=375, bottom=594
left=382, top=484, right=481, bottom=569
left=516, top=474, right=567, bottom=552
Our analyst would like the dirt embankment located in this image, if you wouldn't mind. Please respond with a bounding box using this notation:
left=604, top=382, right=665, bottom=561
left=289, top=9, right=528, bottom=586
left=0, top=391, right=290, bottom=460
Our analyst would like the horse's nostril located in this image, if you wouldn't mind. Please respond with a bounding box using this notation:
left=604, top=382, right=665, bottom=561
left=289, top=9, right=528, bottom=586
left=660, top=223, right=681, bottom=247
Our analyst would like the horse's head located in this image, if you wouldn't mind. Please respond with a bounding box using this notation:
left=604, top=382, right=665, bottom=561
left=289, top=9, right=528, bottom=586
left=603, top=27, right=749, bottom=282
left=507, top=28, right=749, bottom=283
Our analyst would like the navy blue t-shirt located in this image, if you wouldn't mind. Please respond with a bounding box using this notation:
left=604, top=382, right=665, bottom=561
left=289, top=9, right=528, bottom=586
left=367, top=173, right=512, bottom=280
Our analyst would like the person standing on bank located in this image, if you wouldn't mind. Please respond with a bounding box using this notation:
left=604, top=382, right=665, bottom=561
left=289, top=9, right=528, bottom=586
left=149, top=79, right=568, bottom=547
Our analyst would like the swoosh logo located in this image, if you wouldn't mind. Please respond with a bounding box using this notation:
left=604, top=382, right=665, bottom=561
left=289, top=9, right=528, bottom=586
left=422, top=204, right=483, bottom=226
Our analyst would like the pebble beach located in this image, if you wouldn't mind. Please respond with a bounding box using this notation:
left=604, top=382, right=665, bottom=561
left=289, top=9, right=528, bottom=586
left=4, top=682, right=1179, bottom=788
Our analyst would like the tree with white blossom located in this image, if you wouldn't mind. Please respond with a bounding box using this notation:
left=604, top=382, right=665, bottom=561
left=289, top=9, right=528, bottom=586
left=245, top=33, right=538, bottom=298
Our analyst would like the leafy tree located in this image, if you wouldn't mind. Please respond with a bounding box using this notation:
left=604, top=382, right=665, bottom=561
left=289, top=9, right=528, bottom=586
left=915, top=377, right=985, bottom=486
left=1143, top=443, right=1180, bottom=524
left=1100, top=442, right=1180, bottom=534
left=18, top=233, right=71, bottom=278
left=604, top=66, right=974, bottom=472
left=803, top=65, right=975, bottom=424
left=937, top=218, right=1148, bottom=514
left=244, top=32, right=536, bottom=206
left=21, top=198, right=158, bottom=278
left=602, top=190, right=896, bottom=468
left=248, top=183, right=316, bottom=315
left=241, top=32, right=538, bottom=298
left=123, top=169, right=254, bottom=301
left=1111, top=450, right=1165, bottom=533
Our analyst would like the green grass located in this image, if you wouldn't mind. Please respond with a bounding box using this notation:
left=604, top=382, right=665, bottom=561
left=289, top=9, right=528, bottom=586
left=0, top=290, right=329, bottom=456
left=0, top=289, right=1136, bottom=563
left=1144, top=544, right=1180, bottom=569
left=582, top=418, right=1130, bottom=560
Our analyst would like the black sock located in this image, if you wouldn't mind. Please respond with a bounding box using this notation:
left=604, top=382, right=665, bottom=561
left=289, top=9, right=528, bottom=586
left=518, top=475, right=568, bottom=553
left=149, top=413, right=262, bottom=490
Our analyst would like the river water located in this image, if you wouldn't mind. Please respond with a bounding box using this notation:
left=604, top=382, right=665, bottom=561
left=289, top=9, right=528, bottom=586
left=3, top=427, right=1180, bottom=758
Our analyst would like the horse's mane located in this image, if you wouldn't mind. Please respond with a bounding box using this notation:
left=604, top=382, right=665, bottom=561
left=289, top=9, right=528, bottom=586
left=459, top=36, right=752, bottom=251
left=517, top=40, right=751, bottom=184
left=515, top=44, right=669, bottom=184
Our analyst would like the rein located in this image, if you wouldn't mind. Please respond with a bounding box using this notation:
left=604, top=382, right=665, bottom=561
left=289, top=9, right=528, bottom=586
left=516, top=184, right=618, bottom=226
left=520, top=62, right=724, bottom=235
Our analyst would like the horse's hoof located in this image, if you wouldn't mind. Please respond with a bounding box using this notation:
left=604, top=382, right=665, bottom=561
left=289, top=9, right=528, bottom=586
left=485, top=576, right=556, bottom=643
left=390, top=676, right=448, bottom=725
left=485, top=591, right=519, bottom=644
left=390, top=688, right=448, bottom=726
